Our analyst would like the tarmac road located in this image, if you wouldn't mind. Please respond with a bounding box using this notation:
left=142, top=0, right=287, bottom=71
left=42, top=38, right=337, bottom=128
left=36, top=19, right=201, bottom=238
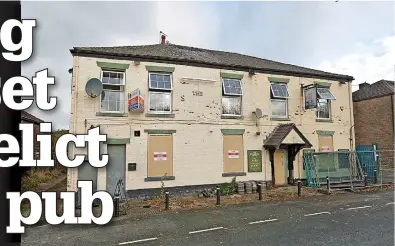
left=22, top=190, right=394, bottom=246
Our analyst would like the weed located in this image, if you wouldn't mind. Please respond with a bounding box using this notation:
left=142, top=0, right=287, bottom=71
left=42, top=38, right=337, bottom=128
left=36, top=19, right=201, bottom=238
left=21, top=168, right=65, bottom=192
left=218, top=177, right=237, bottom=196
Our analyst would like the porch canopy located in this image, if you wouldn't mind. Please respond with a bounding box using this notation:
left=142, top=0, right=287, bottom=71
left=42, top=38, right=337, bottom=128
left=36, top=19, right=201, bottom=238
left=263, top=123, right=312, bottom=184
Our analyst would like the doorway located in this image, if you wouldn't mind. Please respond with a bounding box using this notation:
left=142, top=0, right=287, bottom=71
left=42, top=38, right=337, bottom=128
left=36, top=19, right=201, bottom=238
left=274, top=150, right=286, bottom=186
left=77, top=160, right=98, bottom=206
left=106, top=144, right=126, bottom=197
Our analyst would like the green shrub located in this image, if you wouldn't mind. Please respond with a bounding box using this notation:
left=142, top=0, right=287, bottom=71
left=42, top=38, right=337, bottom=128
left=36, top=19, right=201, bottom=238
left=21, top=168, right=65, bottom=192
left=218, top=177, right=237, bottom=195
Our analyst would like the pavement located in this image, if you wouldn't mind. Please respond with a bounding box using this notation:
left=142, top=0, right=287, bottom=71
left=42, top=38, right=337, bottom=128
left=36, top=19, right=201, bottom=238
left=22, top=190, right=394, bottom=246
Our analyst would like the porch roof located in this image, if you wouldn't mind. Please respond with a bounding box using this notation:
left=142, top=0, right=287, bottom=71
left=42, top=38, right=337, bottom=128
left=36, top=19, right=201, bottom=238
left=263, top=123, right=312, bottom=149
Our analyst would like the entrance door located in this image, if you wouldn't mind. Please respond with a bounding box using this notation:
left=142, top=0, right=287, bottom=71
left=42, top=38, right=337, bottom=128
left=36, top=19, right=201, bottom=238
left=77, top=160, right=98, bottom=206
left=106, top=144, right=126, bottom=197
left=274, top=150, right=286, bottom=185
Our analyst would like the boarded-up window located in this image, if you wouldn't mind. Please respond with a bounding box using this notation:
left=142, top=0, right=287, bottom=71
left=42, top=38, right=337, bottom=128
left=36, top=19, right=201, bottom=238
left=147, top=135, right=173, bottom=177
left=223, top=135, right=244, bottom=173
left=318, top=135, right=334, bottom=152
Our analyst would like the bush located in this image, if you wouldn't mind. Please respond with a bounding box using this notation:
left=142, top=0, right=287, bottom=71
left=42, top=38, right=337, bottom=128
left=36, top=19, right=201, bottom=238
left=218, top=177, right=237, bottom=196
left=21, top=168, right=65, bottom=192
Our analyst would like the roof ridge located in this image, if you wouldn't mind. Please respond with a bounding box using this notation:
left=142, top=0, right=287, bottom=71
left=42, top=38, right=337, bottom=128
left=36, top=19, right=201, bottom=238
left=71, top=43, right=354, bottom=81
left=125, top=43, right=351, bottom=77
left=383, top=80, right=395, bottom=92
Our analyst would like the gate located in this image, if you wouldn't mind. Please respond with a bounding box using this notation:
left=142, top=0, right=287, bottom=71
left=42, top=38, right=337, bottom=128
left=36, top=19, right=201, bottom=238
left=356, top=145, right=378, bottom=179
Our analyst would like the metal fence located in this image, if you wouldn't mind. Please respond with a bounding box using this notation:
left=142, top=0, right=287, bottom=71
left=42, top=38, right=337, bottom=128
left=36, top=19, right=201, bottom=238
left=303, top=150, right=394, bottom=189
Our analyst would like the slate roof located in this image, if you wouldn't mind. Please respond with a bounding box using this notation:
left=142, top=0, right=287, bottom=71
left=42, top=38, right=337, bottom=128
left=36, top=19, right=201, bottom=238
left=263, top=123, right=312, bottom=149
left=352, top=80, right=394, bottom=102
left=21, top=111, right=44, bottom=124
left=70, top=43, right=354, bottom=82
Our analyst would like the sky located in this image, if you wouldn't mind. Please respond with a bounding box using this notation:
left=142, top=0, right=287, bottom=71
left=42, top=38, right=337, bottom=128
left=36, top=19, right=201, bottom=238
left=21, top=1, right=395, bottom=130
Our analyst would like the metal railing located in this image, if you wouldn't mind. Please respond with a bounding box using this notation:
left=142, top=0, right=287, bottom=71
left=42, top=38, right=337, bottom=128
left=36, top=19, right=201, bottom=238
left=304, top=150, right=394, bottom=190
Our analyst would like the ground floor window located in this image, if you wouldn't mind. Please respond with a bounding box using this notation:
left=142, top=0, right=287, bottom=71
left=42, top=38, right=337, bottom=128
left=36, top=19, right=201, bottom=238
left=223, top=135, right=244, bottom=173
left=147, top=135, right=173, bottom=177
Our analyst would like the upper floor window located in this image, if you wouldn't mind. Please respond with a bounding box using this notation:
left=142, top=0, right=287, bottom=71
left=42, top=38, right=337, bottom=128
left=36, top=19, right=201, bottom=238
left=221, top=78, right=242, bottom=116
left=316, top=88, right=336, bottom=120
left=270, top=83, right=289, bottom=118
left=100, top=70, right=125, bottom=113
left=148, top=73, right=173, bottom=113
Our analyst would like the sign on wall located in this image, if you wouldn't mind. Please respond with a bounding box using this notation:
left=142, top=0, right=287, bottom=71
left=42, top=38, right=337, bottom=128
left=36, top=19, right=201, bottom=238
left=154, top=152, right=167, bottom=161
left=247, top=150, right=262, bottom=172
left=128, top=88, right=145, bottom=112
left=321, top=146, right=330, bottom=152
left=304, top=86, right=317, bottom=109
left=192, top=90, right=203, bottom=96
left=228, top=150, right=239, bottom=159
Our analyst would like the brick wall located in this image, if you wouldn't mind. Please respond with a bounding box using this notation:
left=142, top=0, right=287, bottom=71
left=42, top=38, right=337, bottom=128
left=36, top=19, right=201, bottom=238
left=21, top=120, right=41, bottom=157
left=353, top=95, right=394, bottom=167
left=33, top=123, right=40, bottom=156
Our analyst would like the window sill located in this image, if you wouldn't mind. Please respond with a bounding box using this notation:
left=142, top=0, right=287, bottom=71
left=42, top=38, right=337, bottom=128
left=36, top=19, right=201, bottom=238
left=144, top=176, right=175, bottom=182
left=316, top=119, right=333, bottom=123
left=96, top=112, right=128, bottom=117
left=145, top=113, right=175, bottom=118
left=270, top=117, right=291, bottom=121
left=221, top=115, right=243, bottom=120
left=222, top=172, right=246, bottom=177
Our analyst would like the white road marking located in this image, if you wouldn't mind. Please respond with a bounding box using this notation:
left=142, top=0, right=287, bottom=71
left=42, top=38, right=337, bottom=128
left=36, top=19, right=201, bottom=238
left=248, top=219, right=278, bottom=225
left=346, top=205, right=372, bottom=211
left=189, top=227, right=224, bottom=234
left=304, top=212, right=331, bottom=217
left=119, top=238, right=158, bottom=245
left=386, top=202, right=395, bottom=205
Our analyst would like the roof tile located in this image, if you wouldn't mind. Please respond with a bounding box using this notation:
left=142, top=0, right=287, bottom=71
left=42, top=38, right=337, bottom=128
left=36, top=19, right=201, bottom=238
left=263, top=123, right=312, bottom=149
left=352, top=80, right=394, bottom=101
left=71, top=44, right=353, bottom=81
left=21, top=111, right=44, bottom=124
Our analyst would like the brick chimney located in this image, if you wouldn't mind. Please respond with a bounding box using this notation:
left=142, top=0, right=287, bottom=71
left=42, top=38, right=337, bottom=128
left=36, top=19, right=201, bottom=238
left=359, top=82, right=370, bottom=90
left=161, top=34, right=166, bottom=45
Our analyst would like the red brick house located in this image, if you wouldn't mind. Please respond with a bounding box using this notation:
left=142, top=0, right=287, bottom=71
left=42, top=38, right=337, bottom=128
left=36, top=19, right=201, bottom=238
left=352, top=79, right=394, bottom=169
left=21, top=111, right=44, bottom=157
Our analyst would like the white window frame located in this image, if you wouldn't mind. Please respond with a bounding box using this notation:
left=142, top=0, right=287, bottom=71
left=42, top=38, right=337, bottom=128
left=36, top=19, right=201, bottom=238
left=100, top=70, right=126, bottom=113
left=148, top=91, right=172, bottom=114
left=315, top=87, right=334, bottom=120
left=270, top=83, right=289, bottom=99
left=317, top=87, right=336, bottom=100
left=221, top=96, right=242, bottom=116
left=221, top=78, right=243, bottom=116
left=222, top=78, right=243, bottom=96
left=271, top=98, right=288, bottom=118
left=316, top=98, right=331, bottom=120
left=148, top=72, right=173, bottom=90
left=270, top=83, right=289, bottom=118
left=101, top=70, right=125, bottom=86
left=148, top=72, right=173, bottom=114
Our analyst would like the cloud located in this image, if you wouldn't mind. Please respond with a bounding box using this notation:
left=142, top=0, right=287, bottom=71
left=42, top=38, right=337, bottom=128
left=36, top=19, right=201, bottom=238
left=21, top=1, right=220, bottom=130
left=317, top=35, right=395, bottom=90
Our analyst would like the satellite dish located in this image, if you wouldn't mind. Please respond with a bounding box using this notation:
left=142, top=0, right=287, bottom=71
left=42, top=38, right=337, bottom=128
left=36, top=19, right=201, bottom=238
left=253, top=108, right=263, bottom=118
left=85, top=78, right=103, bottom=98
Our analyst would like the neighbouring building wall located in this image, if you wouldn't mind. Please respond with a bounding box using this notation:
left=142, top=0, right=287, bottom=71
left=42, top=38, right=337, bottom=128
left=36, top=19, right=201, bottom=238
left=67, top=56, right=354, bottom=192
left=21, top=120, right=41, bottom=157
left=353, top=95, right=394, bottom=167
left=353, top=95, right=394, bottom=148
